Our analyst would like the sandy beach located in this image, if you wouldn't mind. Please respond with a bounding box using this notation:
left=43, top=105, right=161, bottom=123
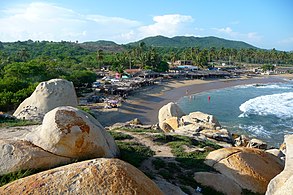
left=95, top=74, right=293, bottom=126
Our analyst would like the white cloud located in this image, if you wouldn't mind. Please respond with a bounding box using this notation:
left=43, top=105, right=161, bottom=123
left=212, top=26, right=262, bottom=44
left=0, top=2, right=141, bottom=42
left=214, top=27, right=233, bottom=34
left=0, top=3, right=194, bottom=43
left=138, top=14, right=193, bottom=38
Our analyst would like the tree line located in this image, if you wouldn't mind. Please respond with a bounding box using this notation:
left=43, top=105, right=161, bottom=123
left=0, top=40, right=292, bottom=111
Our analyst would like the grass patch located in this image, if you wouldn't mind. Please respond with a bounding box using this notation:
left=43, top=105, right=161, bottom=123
left=152, top=158, right=166, bottom=170
left=117, top=141, right=155, bottom=167
left=0, top=119, right=40, bottom=128
left=77, top=106, right=97, bottom=118
left=113, top=127, right=158, bottom=133
left=0, top=169, right=38, bottom=187
left=108, top=131, right=133, bottom=140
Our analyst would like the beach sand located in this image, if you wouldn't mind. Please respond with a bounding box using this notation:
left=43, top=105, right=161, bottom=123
left=94, top=74, right=292, bottom=126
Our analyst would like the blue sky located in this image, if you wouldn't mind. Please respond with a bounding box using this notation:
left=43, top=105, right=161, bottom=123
left=0, top=0, right=292, bottom=51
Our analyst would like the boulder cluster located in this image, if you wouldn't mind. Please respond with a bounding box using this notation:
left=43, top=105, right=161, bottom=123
left=0, top=79, right=291, bottom=195
left=158, top=102, right=289, bottom=194
left=0, top=79, right=163, bottom=195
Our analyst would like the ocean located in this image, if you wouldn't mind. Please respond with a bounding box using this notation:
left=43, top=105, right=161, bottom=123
left=177, top=79, right=293, bottom=147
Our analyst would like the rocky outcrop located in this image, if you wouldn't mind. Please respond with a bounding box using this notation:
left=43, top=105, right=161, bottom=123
left=0, top=139, right=72, bottom=175
left=0, top=106, right=119, bottom=175
left=185, top=111, right=221, bottom=129
left=247, top=138, right=267, bottom=149
left=158, top=102, right=185, bottom=130
left=25, top=106, right=119, bottom=159
left=13, top=79, right=78, bottom=121
left=266, top=135, right=293, bottom=195
left=194, top=172, right=242, bottom=195
left=0, top=158, right=163, bottom=195
left=205, top=147, right=284, bottom=194
left=200, top=129, right=233, bottom=143
left=155, top=178, right=187, bottom=195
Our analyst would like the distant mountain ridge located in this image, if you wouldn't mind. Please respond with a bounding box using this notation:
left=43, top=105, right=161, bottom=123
left=127, top=35, right=257, bottom=49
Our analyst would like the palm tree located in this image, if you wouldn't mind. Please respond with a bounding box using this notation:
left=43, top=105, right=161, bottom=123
left=96, top=49, right=104, bottom=68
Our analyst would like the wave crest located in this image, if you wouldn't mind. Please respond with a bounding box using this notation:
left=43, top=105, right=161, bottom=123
left=239, top=92, right=293, bottom=118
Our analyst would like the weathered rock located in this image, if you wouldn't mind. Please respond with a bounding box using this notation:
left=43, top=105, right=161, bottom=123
left=266, top=135, right=293, bottom=195
left=25, top=106, right=119, bottom=159
left=155, top=178, right=187, bottom=195
left=234, top=134, right=250, bottom=147
left=247, top=138, right=267, bottom=149
left=158, top=102, right=185, bottom=129
left=0, top=139, right=72, bottom=175
left=188, top=112, right=221, bottom=128
left=266, top=149, right=285, bottom=160
left=161, top=122, right=174, bottom=132
left=128, top=118, right=142, bottom=125
left=200, top=129, right=233, bottom=143
left=13, top=79, right=78, bottom=121
left=194, top=172, right=242, bottom=195
left=0, top=158, right=163, bottom=195
left=205, top=147, right=284, bottom=194
left=164, top=117, right=179, bottom=131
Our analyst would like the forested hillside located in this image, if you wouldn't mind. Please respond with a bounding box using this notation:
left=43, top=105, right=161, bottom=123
left=0, top=38, right=292, bottom=112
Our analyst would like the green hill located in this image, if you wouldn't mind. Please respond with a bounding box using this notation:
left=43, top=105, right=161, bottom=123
left=80, top=40, right=125, bottom=52
left=128, top=35, right=257, bottom=49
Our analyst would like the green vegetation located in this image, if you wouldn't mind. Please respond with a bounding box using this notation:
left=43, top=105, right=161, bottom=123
left=116, top=141, right=155, bottom=167
left=0, top=118, right=40, bottom=127
left=0, top=169, right=37, bottom=187
left=112, top=127, right=158, bottom=133
left=1, top=37, right=292, bottom=112
left=108, top=131, right=133, bottom=140
left=128, top=35, right=257, bottom=49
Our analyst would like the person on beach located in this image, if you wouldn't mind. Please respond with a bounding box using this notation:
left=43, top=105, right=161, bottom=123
left=208, top=96, right=211, bottom=102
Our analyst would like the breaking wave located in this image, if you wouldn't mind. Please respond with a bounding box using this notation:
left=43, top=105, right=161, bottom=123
left=239, top=92, right=293, bottom=118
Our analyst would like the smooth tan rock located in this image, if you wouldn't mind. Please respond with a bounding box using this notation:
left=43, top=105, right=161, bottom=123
left=25, top=106, right=119, bottom=159
left=194, top=172, right=242, bottom=195
left=161, top=122, right=174, bottom=132
left=266, top=135, right=293, bottom=195
left=164, top=117, right=179, bottom=131
left=158, top=102, right=185, bottom=130
left=0, top=139, right=71, bottom=175
left=0, top=158, right=163, bottom=195
left=205, top=147, right=284, bottom=194
left=13, top=79, right=78, bottom=121
left=155, top=178, right=187, bottom=195
left=188, top=112, right=220, bottom=127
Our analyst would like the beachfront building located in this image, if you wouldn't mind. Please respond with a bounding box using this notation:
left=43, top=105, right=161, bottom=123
left=173, top=60, right=193, bottom=66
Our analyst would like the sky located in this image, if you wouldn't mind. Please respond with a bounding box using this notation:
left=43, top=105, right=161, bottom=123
left=0, top=0, right=292, bottom=51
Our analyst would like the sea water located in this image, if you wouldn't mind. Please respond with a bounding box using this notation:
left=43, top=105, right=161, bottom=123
left=177, top=80, right=293, bottom=147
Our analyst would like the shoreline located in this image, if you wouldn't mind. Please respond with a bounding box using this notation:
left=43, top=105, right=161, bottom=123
left=95, top=74, right=292, bottom=126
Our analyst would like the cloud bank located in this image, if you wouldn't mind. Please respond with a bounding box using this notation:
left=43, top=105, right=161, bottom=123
left=0, top=2, right=194, bottom=43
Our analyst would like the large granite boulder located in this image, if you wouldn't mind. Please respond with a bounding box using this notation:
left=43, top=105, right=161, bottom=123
left=266, top=135, right=293, bottom=195
left=0, top=158, right=163, bottom=195
left=184, top=111, right=221, bottom=129
left=158, top=102, right=185, bottom=130
left=194, top=172, right=242, bottom=195
left=205, top=147, right=284, bottom=194
left=25, top=106, right=119, bottom=159
left=0, top=139, right=72, bottom=175
left=13, top=79, right=78, bottom=121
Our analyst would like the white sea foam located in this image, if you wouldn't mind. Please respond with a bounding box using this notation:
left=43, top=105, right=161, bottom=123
left=239, top=124, right=272, bottom=138
left=239, top=92, right=293, bottom=118
left=254, top=84, right=291, bottom=89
